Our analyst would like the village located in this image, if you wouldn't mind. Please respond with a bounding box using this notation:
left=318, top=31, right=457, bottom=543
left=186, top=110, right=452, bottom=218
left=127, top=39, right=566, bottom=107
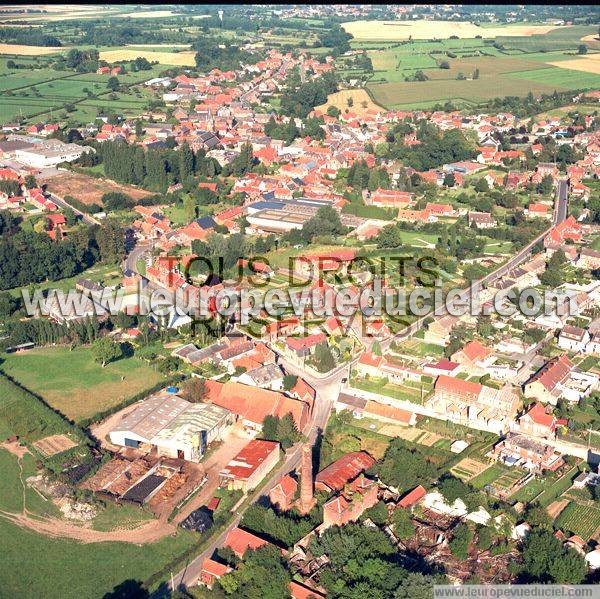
left=0, top=5, right=600, bottom=598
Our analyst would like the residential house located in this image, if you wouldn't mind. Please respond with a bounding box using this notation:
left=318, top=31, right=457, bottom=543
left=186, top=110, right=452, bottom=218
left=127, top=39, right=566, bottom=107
left=518, top=402, right=557, bottom=439
left=557, top=325, right=590, bottom=353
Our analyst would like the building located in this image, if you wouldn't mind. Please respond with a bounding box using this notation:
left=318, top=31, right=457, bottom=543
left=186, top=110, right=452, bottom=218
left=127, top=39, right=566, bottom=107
left=518, top=402, right=557, bottom=439
left=524, top=355, right=574, bottom=405
left=316, top=451, right=376, bottom=493
left=219, top=439, right=280, bottom=492
left=557, top=325, right=590, bottom=353
left=397, top=484, right=427, bottom=509
left=322, top=474, right=378, bottom=529
left=451, top=339, right=493, bottom=374
left=269, top=474, right=298, bottom=511
left=109, top=390, right=231, bottom=462
left=468, top=211, right=496, bottom=229
left=199, top=558, right=231, bottom=589
left=493, top=433, right=562, bottom=473
left=14, top=139, right=94, bottom=168
left=428, top=375, right=520, bottom=434
left=224, top=527, right=272, bottom=558
left=204, top=379, right=310, bottom=433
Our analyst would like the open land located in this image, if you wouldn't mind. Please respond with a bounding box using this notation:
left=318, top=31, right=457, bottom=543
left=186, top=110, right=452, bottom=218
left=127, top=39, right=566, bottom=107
left=0, top=347, right=164, bottom=422
left=39, top=171, right=154, bottom=207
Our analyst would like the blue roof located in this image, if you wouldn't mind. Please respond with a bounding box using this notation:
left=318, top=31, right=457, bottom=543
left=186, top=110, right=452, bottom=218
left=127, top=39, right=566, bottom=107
left=195, top=216, right=216, bottom=229
left=248, top=200, right=285, bottom=211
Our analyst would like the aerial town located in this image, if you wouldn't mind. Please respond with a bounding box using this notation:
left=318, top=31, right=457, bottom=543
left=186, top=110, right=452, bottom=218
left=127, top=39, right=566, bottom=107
left=0, top=4, right=599, bottom=599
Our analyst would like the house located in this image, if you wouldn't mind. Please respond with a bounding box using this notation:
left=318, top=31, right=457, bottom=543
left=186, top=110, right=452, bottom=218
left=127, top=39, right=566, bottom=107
left=518, top=402, right=556, bottom=439
left=493, top=433, right=562, bottom=473
left=576, top=249, right=600, bottom=270
left=451, top=339, right=493, bottom=373
left=524, top=354, right=574, bottom=405
left=468, top=211, right=496, bottom=229
left=316, top=451, right=376, bottom=493
left=557, top=325, right=590, bottom=353
left=322, top=474, right=378, bottom=529
left=199, top=558, right=231, bottom=589
left=219, top=439, right=280, bottom=493
left=428, top=375, right=521, bottom=434
left=269, top=474, right=298, bottom=511
left=261, top=317, right=302, bottom=342
left=224, top=527, right=272, bottom=558
left=356, top=351, right=383, bottom=377
left=424, top=315, right=459, bottom=345
left=204, top=379, right=310, bottom=433
left=286, top=333, right=327, bottom=358
left=289, top=581, right=325, bottom=599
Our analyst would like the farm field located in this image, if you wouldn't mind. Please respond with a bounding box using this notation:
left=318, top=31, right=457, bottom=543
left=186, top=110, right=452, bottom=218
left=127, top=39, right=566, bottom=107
left=342, top=20, right=561, bottom=41
left=469, top=463, right=509, bottom=489
left=0, top=347, right=164, bottom=422
left=38, top=170, right=154, bottom=207
left=0, top=43, right=63, bottom=55
left=99, top=49, right=196, bottom=66
left=317, top=88, right=384, bottom=115
left=554, top=501, right=600, bottom=540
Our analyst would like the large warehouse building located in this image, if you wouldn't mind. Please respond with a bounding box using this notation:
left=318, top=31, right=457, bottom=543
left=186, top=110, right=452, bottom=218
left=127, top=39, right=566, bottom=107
left=109, top=390, right=232, bottom=462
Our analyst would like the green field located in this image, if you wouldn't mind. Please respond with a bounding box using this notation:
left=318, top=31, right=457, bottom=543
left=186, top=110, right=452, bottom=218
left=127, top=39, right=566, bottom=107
left=361, top=25, right=600, bottom=109
left=555, top=501, right=600, bottom=540
left=469, top=463, right=509, bottom=489
left=1, top=346, right=164, bottom=422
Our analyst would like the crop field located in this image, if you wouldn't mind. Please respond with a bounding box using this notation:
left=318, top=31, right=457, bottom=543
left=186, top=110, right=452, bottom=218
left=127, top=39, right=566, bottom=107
left=548, top=54, right=600, bottom=75
left=99, top=49, right=196, bottom=66
left=317, top=88, right=384, bottom=115
left=0, top=43, right=63, bottom=56
left=368, top=52, right=600, bottom=109
left=468, top=463, right=509, bottom=488
left=342, top=20, right=560, bottom=41
left=0, top=347, right=164, bottom=422
left=554, top=501, right=600, bottom=540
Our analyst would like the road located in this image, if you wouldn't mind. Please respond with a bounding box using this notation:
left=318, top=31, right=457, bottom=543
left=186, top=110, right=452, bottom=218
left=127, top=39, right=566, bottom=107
left=554, top=178, right=569, bottom=226
left=48, top=191, right=101, bottom=226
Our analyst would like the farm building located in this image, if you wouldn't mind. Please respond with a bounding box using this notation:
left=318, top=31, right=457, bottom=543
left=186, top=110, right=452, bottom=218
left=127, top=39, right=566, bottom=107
left=219, top=439, right=280, bottom=492
left=109, top=390, right=232, bottom=462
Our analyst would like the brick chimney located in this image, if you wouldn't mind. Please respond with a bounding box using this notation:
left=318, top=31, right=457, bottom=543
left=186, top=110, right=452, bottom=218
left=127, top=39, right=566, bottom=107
left=298, top=443, right=315, bottom=514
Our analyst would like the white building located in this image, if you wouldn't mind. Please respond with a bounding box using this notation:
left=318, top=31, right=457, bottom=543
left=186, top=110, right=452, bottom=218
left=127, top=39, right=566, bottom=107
left=557, top=325, right=590, bottom=353
left=109, top=391, right=232, bottom=462
left=14, top=140, right=94, bottom=168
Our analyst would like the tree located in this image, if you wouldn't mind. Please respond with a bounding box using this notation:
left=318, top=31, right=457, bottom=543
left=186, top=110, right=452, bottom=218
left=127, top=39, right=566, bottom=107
left=578, top=44, right=588, bottom=54
left=474, top=178, right=489, bottom=193
left=181, top=377, right=206, bottom=403
left=106, top=76, right=119, bottom=91
left=439, top=60, right=450, bottom=69
left=449, top=523, right=473, bottom=560
left=521, top=529, right=586, bottom=584
left=473, top=68, right=480, bottom=79
left=347, top=97, right=354, bottom=108
left=313, top=342, right=335, bottom=373
left=375, top=439, right=437, bottom=492
left=282, top=374, right=297, bottom=391
left=91, top=337, right=121, bottom=367
left=183, top=194, right=197, bottom=223
left=326, top=105, right=340, bottom=118
left=443, top=172, right=456, bottom=187
left=24, top=174, right=37, bottom=189
left=537, top=174, right=554, bottom=195
left=391, top=508, right=414, bottom=540
left=362, top=500, right=388, bottom=525
left=395, top=573, right=440, bottom=599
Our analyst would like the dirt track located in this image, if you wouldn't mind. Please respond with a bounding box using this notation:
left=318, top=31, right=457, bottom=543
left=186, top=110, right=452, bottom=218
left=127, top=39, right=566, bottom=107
left=0, top=509, right=176, bottom=544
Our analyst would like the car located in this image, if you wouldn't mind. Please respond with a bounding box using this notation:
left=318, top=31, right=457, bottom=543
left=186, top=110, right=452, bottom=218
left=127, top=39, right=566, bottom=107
left=341, top=377, right=347, bottom=383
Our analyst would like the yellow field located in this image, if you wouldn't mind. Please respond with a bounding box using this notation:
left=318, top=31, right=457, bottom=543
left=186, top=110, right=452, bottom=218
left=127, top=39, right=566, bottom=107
left=99, top=49, right=196, bottom=67
left=342, top=19, right=559, bottom=41
left=118, top=10, right=183, bottom=19
left=317, top=88, right=383, bottom=115
left=0, top=43, right=62, bottom=55
left=549, top=54, right=600, bottom=75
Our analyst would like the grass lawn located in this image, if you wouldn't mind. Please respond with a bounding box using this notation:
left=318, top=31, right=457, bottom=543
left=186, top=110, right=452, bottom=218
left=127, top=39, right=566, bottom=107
left=537, top=466, right=580, bottom=507
left=1, top=346, right=164, bottom=422
left=350, top=376, right=425, bottom=405
left=555, top=501, right=600, bottom=540
left=469, top=463, right=508, bottom=489
left=509, top=477, right=547, bottom=503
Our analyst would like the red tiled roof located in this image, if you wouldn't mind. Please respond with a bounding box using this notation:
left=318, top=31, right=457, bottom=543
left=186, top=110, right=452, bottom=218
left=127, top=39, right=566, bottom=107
left=460, top=339, right=492, bottom=363
left=529, top=354, right=573, bottom=392
left=316, top=451, right=376, bottom=492
left=220, top=439, right=279, bottom=481
left=290, top=581, right=325, bottom=599
left=201, top=558, right=230, bottom=577
left=435, top=374, right=482, bottom=399
left=398, top=484, right=427, bottom=508
left=224, top=527, right=270, bottom=557
left=524, top=402, right=555, bottom=428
